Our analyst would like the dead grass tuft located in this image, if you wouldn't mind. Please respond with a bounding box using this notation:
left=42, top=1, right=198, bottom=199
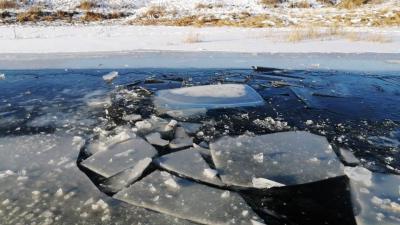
left=78, top=0, right=97, bottom=10
left=290, top=1, right=312, bottom=8
left=0, top=0, right=17, bottom=9
left=143, top=5, right=166, bottom=19
left=260, top=0, right=281, bottom=7
left=183, top=32, right=202, bottom=43
left=81, top=11, right=103, bottom=21
left=338, top=0, right=370, bottom=9
left=16, top=7, right=43, bottom=23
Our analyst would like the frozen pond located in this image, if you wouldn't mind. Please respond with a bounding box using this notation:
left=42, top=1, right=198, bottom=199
left=0, top=66, right=399, bottom=225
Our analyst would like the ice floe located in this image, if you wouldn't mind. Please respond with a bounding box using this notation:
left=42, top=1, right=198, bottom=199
left=81, top=137, right=157, bottom=178
left=114, top=170, right=264, bottom=225
left=155, top=149, right=223, bottom=186
left=210, top=131, right=345, bottom=187
left=153, top=84, right=264, bottom=117
left=102, top=71, right=118, bottom=83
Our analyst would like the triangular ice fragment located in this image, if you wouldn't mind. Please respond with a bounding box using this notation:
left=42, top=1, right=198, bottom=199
left=114, top=170, right=264, bottom=225
left=155, top=148, right=223, bottom=186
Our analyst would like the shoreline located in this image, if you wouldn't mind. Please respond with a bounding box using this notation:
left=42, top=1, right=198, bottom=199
left=1, top=51, right=399, bottom=71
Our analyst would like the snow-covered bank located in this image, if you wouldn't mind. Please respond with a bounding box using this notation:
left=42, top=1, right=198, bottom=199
left=0, top=25, right=399, bottom=54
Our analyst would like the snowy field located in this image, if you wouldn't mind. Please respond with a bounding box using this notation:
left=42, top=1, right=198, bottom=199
left=0, top=25, right=399, bottom=54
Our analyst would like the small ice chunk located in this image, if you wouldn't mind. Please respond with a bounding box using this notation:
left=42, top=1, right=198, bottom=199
left=221, top=191, right=230, bottom=198
left=135, top=120, right=153, bottom=132
left=253, top=153, right=263, bottom=163
left=344, top=166, right=372, bottom=187
left=0, top=73, right=5, bottom=80
left=203, top=168, right=218, bottom=179
left=81, top=137, right=157, bottom=178
left=252, top=177, right=285, bottom=189
left=55, top=188, right=64, bottom=197
left=164, top=178, right=180, bottom=190
left=145, top=132, right=169, bottom=147
left=122, top=114, right=142, bottom=122
left=305, top=120, right=314, bottom=125
left=339, top=148, right=360, bottom=165
left=179, top=122, right=202, bottom=135
left=102, top=71, right=118, bottom=83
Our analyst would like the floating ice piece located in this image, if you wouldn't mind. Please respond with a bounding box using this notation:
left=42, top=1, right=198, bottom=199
left=0, top=73, right=5, bottom=80
left=122, top=114, right=142, bottom=122
left=81, top=137, right=157, bottom=178
left=346, top=167, right=400, bottom=225
left=155, top=149, right=223, bottom=186
left=169, top=127, right=193, bottom=149
left=210, top=131, right=344, bottom=187
left=339, top=148, right=360, bottom=165
left=145, top=132, right=169, bottom=147
left=114, top=170, right=264, bottom=225
left=179, top=122, right=202, bottom=135
left=100, top=157, right=152, bottom=193
left=154, top=84, right=264, bottom=117
left=102, top=71, right=118, bottom=83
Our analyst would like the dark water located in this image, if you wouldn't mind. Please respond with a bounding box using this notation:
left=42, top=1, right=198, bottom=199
left=0, top=68, right=399, bottom=225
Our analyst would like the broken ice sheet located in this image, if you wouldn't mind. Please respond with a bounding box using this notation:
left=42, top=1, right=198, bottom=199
left=155, top=148, right=223, bottom=186
left=169, top=127, right=193, bottom=149
left=81, top=137, right=157, bottom=178
left=114, top=170, right=264, bottom=225
left=153, top=84, right=264, bottom=117
left=100, top=157, right=152, bottom=193
left=210, top=131, right=344, bottom=187
left=345, top=166, right=400, bottom=225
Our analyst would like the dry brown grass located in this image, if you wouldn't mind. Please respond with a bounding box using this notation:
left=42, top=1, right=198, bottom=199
left=16, top=7, right=43, bottom=23
left=259, top=0, right=281, bottom=7
left=81, top=11, right=103, bottom=21
left=78, top=0, right=97, bottom=10
left=338, top=0, right=370, bottom=9
left=183, top=32, right=202, bottom=43
left=290, top=1, right=312, bottom=8
left=0, top=0, right=17, bottom=9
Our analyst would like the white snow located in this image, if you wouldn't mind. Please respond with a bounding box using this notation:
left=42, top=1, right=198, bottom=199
left=0, top=26, right=399, bottom=54
left=154, top=84, right=264, bottom=117
left=344, top=166, right=372, bottom=187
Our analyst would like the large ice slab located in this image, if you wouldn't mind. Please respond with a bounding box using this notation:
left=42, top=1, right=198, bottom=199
left=114, top=170, right=264, bottom=225
left=210, top=131, right=344, bottom=187
left=153, top=84, right=264, bottom=116
left=81, top=137, right=157, bottom=178
left=155, top=148, right=224, bottom=186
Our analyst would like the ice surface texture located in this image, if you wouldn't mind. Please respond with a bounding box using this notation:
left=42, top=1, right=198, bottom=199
left=153, top=84, right=264, bottom=116
left=114, top=170, right=264, bottom=225
left=210, top=131, right=345, bottom=187
left=81, top=137, right=157, bottom=178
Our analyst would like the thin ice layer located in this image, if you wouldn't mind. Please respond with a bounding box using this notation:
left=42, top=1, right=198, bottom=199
left=155, top=149, right=223, bottom=186
left=114, top=170, right=264, bottom=225
left=153, top=84, right=264, bottom=114
left=210, top=131, right=344, bottom=187
left=81, top=137, right=157, bottom=178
